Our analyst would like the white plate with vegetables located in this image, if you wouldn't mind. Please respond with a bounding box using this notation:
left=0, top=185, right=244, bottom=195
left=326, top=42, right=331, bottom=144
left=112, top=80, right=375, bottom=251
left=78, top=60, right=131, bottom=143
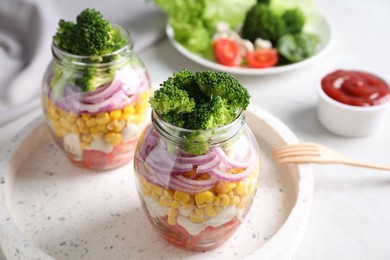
left=166, top=6, right=333, bottom=76
left=0, top=104, right=312, bottom=260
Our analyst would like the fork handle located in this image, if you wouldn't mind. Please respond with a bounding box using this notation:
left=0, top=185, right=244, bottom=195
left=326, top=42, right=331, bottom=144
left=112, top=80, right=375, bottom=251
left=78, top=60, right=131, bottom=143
left=343, top=160, right=390, bottom=171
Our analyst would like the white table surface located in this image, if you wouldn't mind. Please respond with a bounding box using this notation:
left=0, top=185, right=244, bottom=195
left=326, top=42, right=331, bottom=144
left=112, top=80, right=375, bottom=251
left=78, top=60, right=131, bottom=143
left=1, top=0, right=390, bottom=259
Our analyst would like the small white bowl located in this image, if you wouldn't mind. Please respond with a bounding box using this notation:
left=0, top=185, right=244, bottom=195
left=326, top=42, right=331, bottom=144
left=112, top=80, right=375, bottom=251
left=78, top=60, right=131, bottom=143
left=317, top=69, right=390, bottom=137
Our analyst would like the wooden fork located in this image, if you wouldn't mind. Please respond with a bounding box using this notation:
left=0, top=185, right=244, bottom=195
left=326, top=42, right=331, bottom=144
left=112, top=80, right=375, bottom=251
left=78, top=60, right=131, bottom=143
left=273, top=142, right=390, bottom=171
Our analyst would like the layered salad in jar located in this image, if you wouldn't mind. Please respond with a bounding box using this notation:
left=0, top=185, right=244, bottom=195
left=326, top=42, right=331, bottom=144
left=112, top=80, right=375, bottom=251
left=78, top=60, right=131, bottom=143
left=41, top=9, right=152, bottom=170
left=134, top=69, right=261, bottom=251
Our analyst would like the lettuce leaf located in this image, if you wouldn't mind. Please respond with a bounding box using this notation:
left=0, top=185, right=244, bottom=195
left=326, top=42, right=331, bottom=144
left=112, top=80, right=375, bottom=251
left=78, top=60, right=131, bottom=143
left=152, top=0, right=255, bottom=54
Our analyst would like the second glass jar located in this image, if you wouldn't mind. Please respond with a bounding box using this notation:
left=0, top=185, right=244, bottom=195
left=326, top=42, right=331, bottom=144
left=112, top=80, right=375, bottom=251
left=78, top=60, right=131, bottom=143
left=41, top=25, right=152, bottom=171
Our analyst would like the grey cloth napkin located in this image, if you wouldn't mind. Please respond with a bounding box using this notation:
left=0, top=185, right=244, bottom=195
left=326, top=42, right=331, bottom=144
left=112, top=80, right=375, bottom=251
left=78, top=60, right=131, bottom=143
left=0, top=0, right=166, bottom=126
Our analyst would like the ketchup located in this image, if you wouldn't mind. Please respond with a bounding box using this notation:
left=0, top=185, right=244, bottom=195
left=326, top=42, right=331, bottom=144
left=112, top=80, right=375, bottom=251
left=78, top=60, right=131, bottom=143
left=321, top=69, right=390, bottom=106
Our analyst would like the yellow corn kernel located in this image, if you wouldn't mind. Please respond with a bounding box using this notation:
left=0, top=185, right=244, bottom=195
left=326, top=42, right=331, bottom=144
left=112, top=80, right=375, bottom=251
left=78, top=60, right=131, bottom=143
left=163, top=189, right=175, bottom=200
left=47, top=105, right=60, bottom=120
left=167, top=208, right=178, bottom=218
left=122, top=105, right=135, bottom=117
left=110, top=110, right=122, bottom=120
left=113, top=120, right=125, bottom=132
left=194, top=191, right=214, bottom=207
left=59, top=109, right=68, bottom=117
left=96, top=112, right=110, bottom=125
left=194, top=207, right=204, bottom=217
left=214, top=206, right=222, bottom=213
left=79, top=126, right=90, bottom=134
left=171, top=200, right=181, bottom=209
left=218, top=194, right=230, bottom=207
left=230, top=195, right=240, bottom=206
left=182, top=198, right=195, bottom=210
left=167, top=216, right=177, bottom=225
left=158, top=197, right=171, bottom=207
left=81, top=113, right=91, bottom=121
left=76, top=118, right=86, bottom=128
left=173, top=191, right=191, bottom=205
left=89, top=126, right=99, bottom=134
left=80, top=142, right=89, bottom=149
left=96, top=124, right=106, bottom=132
left=59, top=117, right=72, bottom=130
left=66, top=112, right=78, bottom=123
left=215, top=182, right=237, bottom=194
left=54, top=128, right=67, bottom=138
left=106, top=120, right=116, bottom=131
left=233, top=181, right=246, bottom=196
left=151, top=193, right=160, bottom=201
left=189, top=211, right=203, bottom=223
left=204, top=205, right=217, bottom=217
left=70, top=124, right=79, bottom=134
left=152, top=185, right=164, bottom=196
left=86, top=118, right=97, bottom=127
left=104, top=132, right=122, bottom=146
left=213, top=196, right=220, bottom=206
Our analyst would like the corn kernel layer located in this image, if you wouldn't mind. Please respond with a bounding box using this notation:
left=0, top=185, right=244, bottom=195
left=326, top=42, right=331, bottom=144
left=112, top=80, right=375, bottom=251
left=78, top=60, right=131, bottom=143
left=138, top=163, right=260, bottom=225
left=43, top=90, right=150, bottom=149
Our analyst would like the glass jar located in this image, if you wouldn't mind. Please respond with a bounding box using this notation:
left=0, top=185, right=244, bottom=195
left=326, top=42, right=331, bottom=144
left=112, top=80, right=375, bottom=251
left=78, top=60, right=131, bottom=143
left=134, top=109, right=261, bottom=251
left=41, top=24, right=152, bottom=171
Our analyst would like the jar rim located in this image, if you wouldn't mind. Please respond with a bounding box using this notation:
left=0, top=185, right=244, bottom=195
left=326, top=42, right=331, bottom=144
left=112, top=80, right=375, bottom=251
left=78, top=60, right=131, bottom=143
left=151, top=109, right=245, bottom=146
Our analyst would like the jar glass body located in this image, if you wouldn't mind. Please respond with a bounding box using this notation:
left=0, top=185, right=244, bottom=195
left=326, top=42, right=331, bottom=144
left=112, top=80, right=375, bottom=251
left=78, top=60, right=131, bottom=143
left=134, top=110, right=261, bottom=251
left=41, top=25, right=152, bottom=171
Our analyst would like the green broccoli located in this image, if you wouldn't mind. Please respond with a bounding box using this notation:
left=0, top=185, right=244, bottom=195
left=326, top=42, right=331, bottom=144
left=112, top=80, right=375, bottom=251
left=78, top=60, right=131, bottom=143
left=195, top=70, right=250, bottom=110
left=241, top=3, right=287, bottom=44
left=277, top=32, right=319, bottom=63
left=282, top=8, right=306, bottom=34
left=54, top=8, right=125, bottom=56
left=149, top=84, right=196, bottom=115
left=185, top=96, right=236, bottom=130
left=50, top=8, right=127, bottom=95
left=149, top=69, right=250, bottom=155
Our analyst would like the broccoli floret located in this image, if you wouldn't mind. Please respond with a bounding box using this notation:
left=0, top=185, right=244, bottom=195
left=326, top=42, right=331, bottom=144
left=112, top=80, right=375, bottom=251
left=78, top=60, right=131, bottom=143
left=76, top=67, right=114, bottom=92
left=277, top=32, right=319, bottom=63
left=50, top=8, right=126, bottom=94
left=185, top=96, right=237, bottom=130
left=194, top=70, right=250, bottom=110
left=149, top=84, right=196, bottom=115
left=241, top=3, right=287, bottom=44
left=282, top=8, right=306, bottom=34
left=54, top=8, right=125, bottom=56
left=150, top=69, right=250, bottom=155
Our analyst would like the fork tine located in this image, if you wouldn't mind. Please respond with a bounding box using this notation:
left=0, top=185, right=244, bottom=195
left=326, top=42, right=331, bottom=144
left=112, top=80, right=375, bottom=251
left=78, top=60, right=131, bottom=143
left=273, top=143, right=319, bottom=156
left=275, top=156, right=318, bottom=164
left=273, top=150, right=320, bottom=159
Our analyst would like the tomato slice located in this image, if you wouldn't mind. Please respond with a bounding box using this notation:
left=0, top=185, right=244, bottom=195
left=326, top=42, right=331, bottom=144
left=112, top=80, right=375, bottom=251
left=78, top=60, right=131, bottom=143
left=245, top=48, right=279, bottom=68
left=213, top=38, right=242, bottom=67
left=81, top=139, right=138, bottom=170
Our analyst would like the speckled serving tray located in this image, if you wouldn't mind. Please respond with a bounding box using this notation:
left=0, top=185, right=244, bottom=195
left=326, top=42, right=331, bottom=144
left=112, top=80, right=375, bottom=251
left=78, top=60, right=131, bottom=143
left=0, top=104, right=313, bottom=260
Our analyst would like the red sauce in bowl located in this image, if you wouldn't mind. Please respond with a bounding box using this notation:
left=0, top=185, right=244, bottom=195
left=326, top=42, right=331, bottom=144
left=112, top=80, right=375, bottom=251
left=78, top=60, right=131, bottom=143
left=321, top=69, right=390, bottom=106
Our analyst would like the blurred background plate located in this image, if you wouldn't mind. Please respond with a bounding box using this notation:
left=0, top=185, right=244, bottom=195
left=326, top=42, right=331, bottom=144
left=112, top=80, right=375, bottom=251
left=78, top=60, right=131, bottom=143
left=166, top=9, right=334, bottom=76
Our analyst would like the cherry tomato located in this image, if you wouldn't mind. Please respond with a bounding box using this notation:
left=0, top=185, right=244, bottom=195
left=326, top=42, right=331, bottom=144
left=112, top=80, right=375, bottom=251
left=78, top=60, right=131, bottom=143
left=81, top=139, right=138, bottom=170
left=245, top=48, right=279, bottom=68
left=189, top=219, right=240, bottom=250
left=213, top=38, right=242, bottom=67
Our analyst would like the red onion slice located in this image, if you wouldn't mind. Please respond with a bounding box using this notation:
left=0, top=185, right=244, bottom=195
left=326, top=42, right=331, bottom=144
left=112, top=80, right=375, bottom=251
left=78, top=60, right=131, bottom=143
left=209, top=164, right=254, bottom=182
left=195, top=156, right=220, bottom=174
left=175, top=152, right=216, bottom=165
left=213, top=147, right=250, bottom=169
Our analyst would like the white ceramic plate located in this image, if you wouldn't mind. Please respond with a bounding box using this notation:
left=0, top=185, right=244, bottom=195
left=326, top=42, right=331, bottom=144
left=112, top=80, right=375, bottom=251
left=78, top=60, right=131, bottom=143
left=167, top=9, right=334, bottom=76
left=0, top=104, right=312, bottom=260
